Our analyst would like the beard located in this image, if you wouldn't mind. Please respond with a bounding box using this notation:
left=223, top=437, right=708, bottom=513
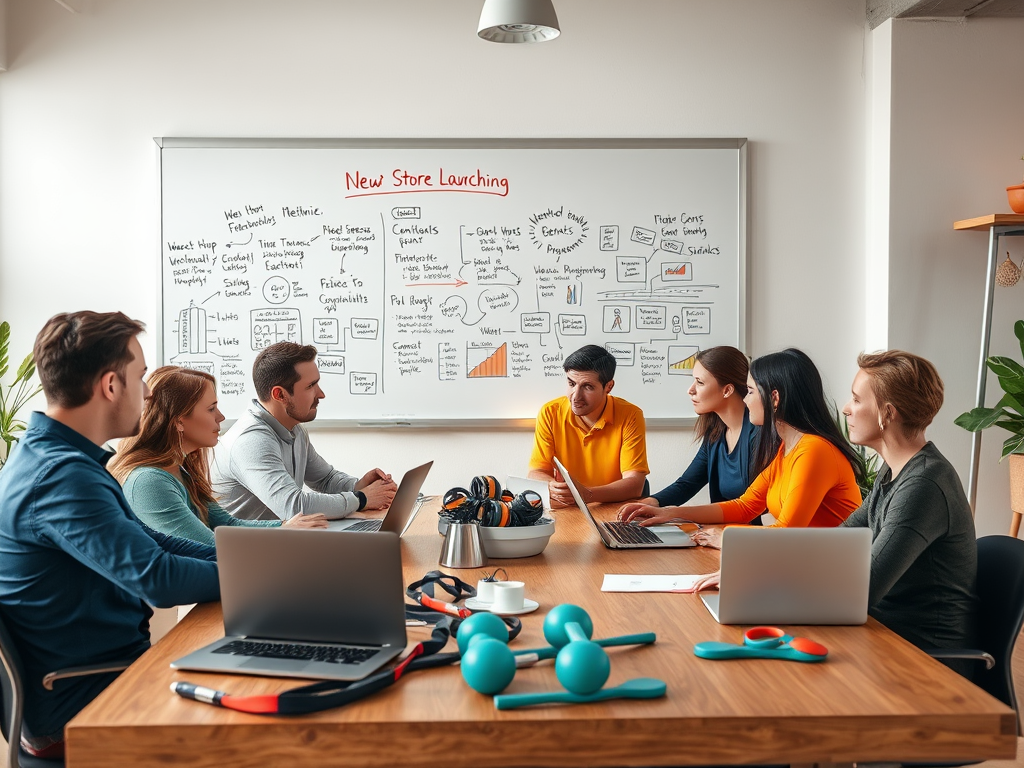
left=285, top=398, right=319, bottom=424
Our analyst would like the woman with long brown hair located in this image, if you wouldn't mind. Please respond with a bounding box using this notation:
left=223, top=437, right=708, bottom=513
left=109, top=366, right=327, bottom=545
left=617, top=346, right=772, bottom=521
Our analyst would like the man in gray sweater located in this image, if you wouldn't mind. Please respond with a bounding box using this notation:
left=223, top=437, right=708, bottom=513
left=212, top=342, right=397, bottom=521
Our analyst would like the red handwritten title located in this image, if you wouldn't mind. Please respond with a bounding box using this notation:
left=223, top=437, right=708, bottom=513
left=344, top=169, right=509, bottom=198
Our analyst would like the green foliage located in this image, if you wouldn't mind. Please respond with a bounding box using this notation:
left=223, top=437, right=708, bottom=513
left=834, top=407, right=883, bottom=497
left=955, top=319, right=1024, bottom=460
left=0, top=322, right=43, bottom=469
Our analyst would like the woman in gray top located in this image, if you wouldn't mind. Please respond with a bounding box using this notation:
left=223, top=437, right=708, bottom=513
left=841, top=351, right=978, bottom=671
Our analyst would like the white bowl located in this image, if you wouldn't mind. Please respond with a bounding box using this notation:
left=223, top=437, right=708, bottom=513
left=438, top=517, right=555, bottom=559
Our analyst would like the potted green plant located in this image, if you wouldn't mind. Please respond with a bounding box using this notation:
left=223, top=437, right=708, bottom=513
left=0, top=322, right=42, bottom=469
left=955, top=319, right=1024, bottom=516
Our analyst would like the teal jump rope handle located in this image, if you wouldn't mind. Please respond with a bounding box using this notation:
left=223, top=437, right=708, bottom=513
left=494, top=677, right=667, bottom=710
left=693, top=641, right=826, bottom=663
left=516, top=632, right=657, bottom=662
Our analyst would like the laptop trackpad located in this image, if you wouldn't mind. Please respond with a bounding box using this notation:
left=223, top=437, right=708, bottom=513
left=239, top=657, right=311, bottom=672
left=650, top=526, right=696, bottom=546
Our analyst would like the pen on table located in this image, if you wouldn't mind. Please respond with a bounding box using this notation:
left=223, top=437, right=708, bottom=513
left=171, top=681, right=227, bottom=707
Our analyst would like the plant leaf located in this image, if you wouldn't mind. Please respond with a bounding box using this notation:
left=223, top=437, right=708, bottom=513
left=0, top=321, right=9, bottom=373
left=1015, top=319, right=1024, bottom=362
left=988, top=356, right=1024, bottom=382
left=14, top=352, right=34, bottom=383
left=997, top=391, right=1024, bottom=417
left=1001, top=433, right=1024, bottom=460
left=955, top=406, right=1006, bottom=431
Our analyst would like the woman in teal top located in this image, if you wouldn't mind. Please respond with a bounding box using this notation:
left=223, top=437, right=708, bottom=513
left=109, top=366, right=328, bottom=545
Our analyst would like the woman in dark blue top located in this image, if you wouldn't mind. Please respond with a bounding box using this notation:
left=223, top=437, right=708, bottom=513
left=620, top=346, right=774, bottom=519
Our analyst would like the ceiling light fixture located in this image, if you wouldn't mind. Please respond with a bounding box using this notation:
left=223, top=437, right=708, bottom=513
left=477, top=0, right=560, bottom=44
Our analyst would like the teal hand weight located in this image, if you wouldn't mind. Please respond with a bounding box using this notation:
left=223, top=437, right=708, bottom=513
left=459, top=604, right=659, bottom=703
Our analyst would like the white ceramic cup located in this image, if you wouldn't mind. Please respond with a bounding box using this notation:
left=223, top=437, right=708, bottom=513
left=476, top=579, right=497, bottom=603
left=491, top=581, right=526, bottom=613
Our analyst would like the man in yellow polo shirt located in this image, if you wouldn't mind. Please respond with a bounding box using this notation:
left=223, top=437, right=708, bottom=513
left=528, top=345, right=649, bottom=507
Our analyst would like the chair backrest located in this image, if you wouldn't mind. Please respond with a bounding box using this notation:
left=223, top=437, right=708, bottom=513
left=0, top=609, right=28, bottom=768
left=975, top=535, right=1024, bottom=723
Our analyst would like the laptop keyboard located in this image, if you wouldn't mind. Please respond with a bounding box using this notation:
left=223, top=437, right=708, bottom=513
left=603, top=521, right=663, bottom=545
left=213, top=640, right=378, bottom=664
left=344, top=519, right=383, bottom=532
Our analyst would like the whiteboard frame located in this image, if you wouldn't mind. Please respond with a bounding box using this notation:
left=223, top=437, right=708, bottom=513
left=155, top=137, right=748, bottom=428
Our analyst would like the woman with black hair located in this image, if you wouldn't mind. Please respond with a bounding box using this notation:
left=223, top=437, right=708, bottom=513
left=621, top=348, right=863, bottom=550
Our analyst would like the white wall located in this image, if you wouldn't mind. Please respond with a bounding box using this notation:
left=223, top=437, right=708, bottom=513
left=0, top=0, right=869, bottom=497
left=887, top=17, right=1024, bottom=537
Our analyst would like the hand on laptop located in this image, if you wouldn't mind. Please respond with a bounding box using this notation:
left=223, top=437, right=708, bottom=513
left=693, top=570, right=721, bottom=591
left=282, top=513, right=329, bottom=529
left=361, top=478, right=398, bottom=510
left=692, top=528, right=722, bottom=549
left=617, top=503, right=677, bottom=526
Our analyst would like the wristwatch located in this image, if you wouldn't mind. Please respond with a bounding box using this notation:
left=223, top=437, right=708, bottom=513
left=354, top=490, right=367, bottom=511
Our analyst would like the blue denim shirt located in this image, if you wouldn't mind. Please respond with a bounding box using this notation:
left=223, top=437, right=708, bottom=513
left=0, top=412, right=220, bottom=737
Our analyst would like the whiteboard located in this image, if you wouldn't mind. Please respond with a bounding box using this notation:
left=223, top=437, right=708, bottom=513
left=157, top=139, right=747, bottom=425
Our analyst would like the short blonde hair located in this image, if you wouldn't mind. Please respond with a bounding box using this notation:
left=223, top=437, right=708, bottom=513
left=856, top=350, right=944, bottom=436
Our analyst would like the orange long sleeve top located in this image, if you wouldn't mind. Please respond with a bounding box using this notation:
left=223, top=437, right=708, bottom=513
left=717, top=434, right=861, bottom=528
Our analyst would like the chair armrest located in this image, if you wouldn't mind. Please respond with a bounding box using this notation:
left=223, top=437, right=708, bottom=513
left=924, top=648, right=995, bottom=670
left=42, top=660, right=133, bottom=691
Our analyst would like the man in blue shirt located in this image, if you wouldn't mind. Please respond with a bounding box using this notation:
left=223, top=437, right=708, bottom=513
left=0, top=311, right=220, bottom=758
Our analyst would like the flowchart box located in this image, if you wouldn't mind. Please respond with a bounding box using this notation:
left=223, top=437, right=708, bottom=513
left=630, top=226, right=656, bottom=246
left=350, top=318, right=379, bottom=339
left=350, top=372, right=378, bottom=395
left=314, top=318, right=339, bottom=344
left=600, top=225, right=619, bottom=251
left=605, top=342, right=636, bottom=366
left=558, top=314, right=587, bottom=335
left=521, top=312, right=551, bottom=334
left=636, top=305, right=667, bottom=330
left=319, top=355, right=346, bottom=375
left=616, top=256, right=646, bottom=283
left=683, top=307, right=711, bottom=334
left=251, top=308, right=301, bottom=350
left=603, top=306, right=630, bottom=333
left=662, top=262, right=693, bottom=281
left=661, top=240, right=683, bottom=254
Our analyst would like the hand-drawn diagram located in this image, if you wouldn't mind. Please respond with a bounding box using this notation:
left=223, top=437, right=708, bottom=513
left=604, top=306, right=630, bottom=333
left=467, top=343, right=508, bottom=378
left=161, top=143, right=741, bottom=421
left=251, top=308, right=301, bottom=350
left=178, top=306, right=209, bottom=354
left=668, top=345, right=700, bottom=374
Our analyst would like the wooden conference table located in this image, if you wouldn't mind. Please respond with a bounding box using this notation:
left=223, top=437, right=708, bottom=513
left=65, top=501, right=1016, bottom=768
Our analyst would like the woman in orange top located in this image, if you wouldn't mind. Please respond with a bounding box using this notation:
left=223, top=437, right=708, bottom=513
left=620, top=348, right=864, bottom=549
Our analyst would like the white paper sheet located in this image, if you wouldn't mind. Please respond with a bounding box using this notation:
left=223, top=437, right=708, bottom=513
left=601, top=574, right=705, bottom=593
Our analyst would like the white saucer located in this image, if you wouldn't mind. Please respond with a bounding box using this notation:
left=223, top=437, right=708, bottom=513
left=465, top=597, right=540, bottom=616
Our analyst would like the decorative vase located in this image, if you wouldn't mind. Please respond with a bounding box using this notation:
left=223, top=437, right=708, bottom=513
left=1008, top=184, right=1024, bottom=215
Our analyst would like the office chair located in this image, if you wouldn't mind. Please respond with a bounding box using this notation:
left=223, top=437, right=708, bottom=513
left=0, top=611, right=131, bottom=768
left=898, top=534, right=1024, bottom=768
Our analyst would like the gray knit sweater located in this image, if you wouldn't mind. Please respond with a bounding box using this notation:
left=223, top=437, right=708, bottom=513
left=842, top=442, right=978, bottom=654
left=211, top=400, right=359, bottom=521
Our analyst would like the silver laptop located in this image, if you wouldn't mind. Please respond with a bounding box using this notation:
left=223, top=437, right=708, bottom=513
left=701, top=526, right=872, bottom=625
left=553, top=456, right=695, bottom=549
left=328, top=461, right=432, bottom=534
left=171, top=527, right=406, bottom=680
